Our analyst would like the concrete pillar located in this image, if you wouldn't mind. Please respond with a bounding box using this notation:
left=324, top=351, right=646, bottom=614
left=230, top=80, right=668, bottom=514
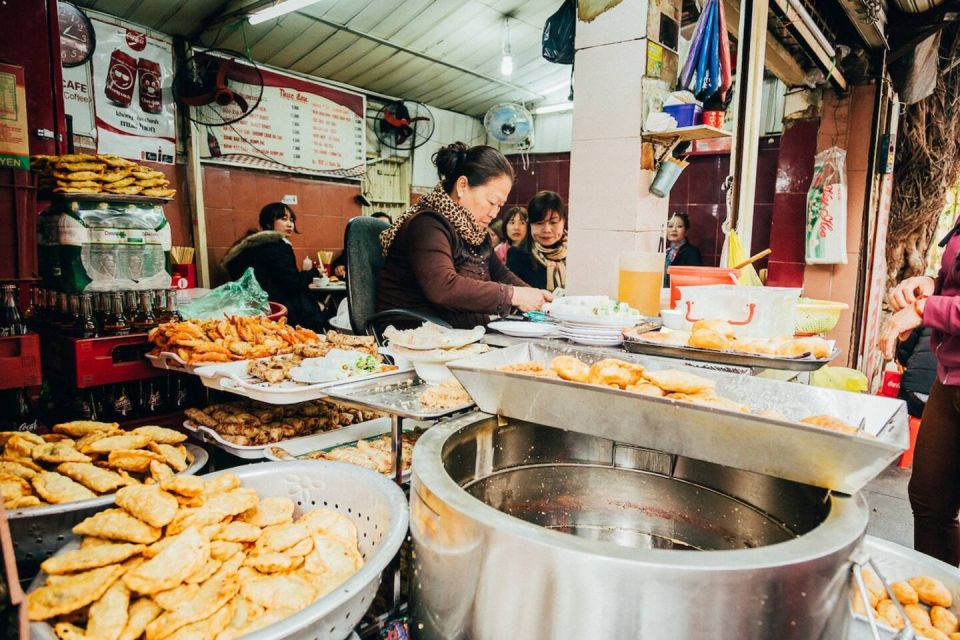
left=566, top=0, right=670, bottom=296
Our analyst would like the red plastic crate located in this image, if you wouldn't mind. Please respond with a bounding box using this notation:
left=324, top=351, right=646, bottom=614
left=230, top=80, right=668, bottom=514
left=0, top=333, right=42, bottom=389
left=59, top=333, right=163, bottom=389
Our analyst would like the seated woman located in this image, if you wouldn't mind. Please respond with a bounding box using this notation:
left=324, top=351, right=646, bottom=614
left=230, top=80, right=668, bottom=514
left=222, top=203, right=325, bottom=331
left=506, top=191, right=568, bottom=291
left=377, top=142, right=552, bottom=329
left=663, top=212, right=703, bottom=286
left=495, top=206, right=528, bottom=263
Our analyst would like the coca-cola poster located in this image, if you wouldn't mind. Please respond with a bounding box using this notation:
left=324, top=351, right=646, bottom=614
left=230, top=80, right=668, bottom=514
left=90, top=15, right=175, bottom=163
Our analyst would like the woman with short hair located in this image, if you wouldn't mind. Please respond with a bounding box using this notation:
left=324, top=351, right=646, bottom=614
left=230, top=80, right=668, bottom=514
left=507, top=191, right=568, bottom=291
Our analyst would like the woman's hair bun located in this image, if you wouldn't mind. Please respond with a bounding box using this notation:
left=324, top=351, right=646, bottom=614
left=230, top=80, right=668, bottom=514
left=432, top=142, right=513, bottom=193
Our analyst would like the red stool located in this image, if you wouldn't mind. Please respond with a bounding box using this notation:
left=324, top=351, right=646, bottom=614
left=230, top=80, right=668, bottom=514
left=898, top=417, right=922, bottom=468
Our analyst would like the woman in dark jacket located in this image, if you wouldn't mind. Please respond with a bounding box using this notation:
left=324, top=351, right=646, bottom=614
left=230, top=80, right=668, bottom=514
left=222, top=203, right=325, bottom=331
left=897, top=326, right=937, bottom=419
left=663, top=212, right=703, bottom=286
left=506, top=191, right=568, bottom=291
left=377, top=142, right=551, bottom=329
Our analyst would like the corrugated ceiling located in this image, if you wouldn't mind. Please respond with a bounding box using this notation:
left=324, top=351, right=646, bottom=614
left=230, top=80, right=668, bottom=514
left=72, top=0, right=574, bottom=117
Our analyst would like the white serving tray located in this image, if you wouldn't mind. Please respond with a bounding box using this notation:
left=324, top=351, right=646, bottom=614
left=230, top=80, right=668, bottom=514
left=193, top=352, right=411, bottom=405
left=183, top=416, right=392, bottom=460
left=145, top=351, right=210, bottom=373
left=262, top=418, right=423, bottom=462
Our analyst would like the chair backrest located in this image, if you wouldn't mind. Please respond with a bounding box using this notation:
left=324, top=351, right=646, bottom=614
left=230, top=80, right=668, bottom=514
left=345, top=216, right=391, bottom=334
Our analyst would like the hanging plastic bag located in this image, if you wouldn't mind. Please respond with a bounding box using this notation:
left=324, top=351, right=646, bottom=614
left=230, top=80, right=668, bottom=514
left=725, top=228, right=764, bottom=286
left=542, top=0, right=576, bottom=65
left=805, top=147, right=848, bottom=264
left=176, top=267, right=271, bottom=320
left=810, top=366, right=868, bottom=393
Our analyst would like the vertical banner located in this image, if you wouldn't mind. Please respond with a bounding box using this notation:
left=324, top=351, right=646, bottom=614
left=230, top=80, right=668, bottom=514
left=0, top=63, right=29, bottom=170
left=62, top=62, right=96, bottom=137
left=90, top=17, right=175, bottom=163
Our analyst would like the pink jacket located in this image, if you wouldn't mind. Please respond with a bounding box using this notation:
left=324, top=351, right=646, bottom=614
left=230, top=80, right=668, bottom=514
left=494, top=242, right=509, bottom=263
left=924, top=227, right=960, bottom=385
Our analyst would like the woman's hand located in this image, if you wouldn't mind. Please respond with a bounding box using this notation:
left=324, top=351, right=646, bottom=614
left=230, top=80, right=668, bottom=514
left=880, top=305, right=924, bottom=360
left=512, top=287, right=552, bottom=312
left=889, top=276, right=934, bottom=312
left=334, top=265, right=346, bottom=278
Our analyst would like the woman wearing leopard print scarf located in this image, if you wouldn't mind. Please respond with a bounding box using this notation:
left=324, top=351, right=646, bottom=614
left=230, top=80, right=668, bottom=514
left=377, top=142, right=552, bottom=329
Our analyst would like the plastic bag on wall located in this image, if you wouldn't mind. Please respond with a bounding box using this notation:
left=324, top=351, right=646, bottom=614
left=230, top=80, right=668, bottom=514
left=805, top=147, right=848, bottom=264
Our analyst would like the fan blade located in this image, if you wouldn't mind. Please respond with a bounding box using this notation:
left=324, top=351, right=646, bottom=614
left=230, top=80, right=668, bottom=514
left=233, top=93, right=249, bottom=113
left=408, top=116, right=431, bottom=123
left=383, top=111, right=410, bottom=128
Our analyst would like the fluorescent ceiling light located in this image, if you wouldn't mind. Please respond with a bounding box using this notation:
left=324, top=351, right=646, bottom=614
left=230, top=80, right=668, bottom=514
left=534, top=103, right=573, bottom=114
left=500, top=54, right=513, bottom=76
left=248, top=0, right=324, bottom=25
left=542, top=81, right=569, bottom=95
left=500, top=17, right=513, bottom=77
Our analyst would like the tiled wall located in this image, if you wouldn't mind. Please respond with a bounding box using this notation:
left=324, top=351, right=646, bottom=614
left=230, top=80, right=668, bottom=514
left=802, top=85, right=877, bottom=364
left=667, top=137, right=781, bottom=268
left=200, top=165, right=361, bottom=286
left=503, top=153, right=571, bottom=211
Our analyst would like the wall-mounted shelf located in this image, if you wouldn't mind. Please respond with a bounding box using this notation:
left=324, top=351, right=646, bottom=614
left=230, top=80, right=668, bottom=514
left=642, top=125, right=732, bottom=144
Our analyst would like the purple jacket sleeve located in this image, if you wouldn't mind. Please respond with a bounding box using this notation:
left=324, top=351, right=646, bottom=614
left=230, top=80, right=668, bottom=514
left=923, top=294, right=960, bottom=335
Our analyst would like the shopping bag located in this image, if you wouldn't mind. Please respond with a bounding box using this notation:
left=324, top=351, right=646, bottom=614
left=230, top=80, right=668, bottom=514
left=805, top=147, right=849, bottom=264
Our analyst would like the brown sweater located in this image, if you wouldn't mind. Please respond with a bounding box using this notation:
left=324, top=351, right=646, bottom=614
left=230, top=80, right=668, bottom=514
left=377, top=211, right=526, bottom=329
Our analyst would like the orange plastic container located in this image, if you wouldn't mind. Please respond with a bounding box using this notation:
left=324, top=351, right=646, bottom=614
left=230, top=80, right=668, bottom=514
left=667, top=266, right=741, bottom=309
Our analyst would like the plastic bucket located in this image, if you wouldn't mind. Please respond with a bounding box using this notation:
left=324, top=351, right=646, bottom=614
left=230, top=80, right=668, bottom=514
left=666, top=266, right=740, bottom=309
left=650, top=161, right=684, bottom=198
left=266, top=301, right=287, bottom=320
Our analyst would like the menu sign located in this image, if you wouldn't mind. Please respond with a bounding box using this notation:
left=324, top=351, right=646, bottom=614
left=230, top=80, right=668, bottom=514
left=62, top=63, right=96, bottom=137
left=0, top=63, right=29, bottom=170
left=198, top=57, right=365, bottom=180
left=90, top=16, right=175, bottom=163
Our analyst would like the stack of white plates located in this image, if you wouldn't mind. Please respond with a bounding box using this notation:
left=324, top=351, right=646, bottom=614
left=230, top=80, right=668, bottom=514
left=557, top=321, right=625, bottom=346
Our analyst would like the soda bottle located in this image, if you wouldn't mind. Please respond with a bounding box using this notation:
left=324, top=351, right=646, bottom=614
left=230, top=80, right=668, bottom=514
left=113, top=383, right=133, bottom=419
left=56, top=292, right=70, bottom=329
left=166, top=288, right=183, bottom=322
left=23, top=285, right=39, bottom=329
left=0, top=284, right=26, bottom=336
left=74, top=293, right=98, bottom=338
left=103, top=293, right=131, bottom=336
left=124, top=290, right=139, bottom=322
left=143, top=378, right=163, bottom=414
left=67, top=293, right=81, bottom=327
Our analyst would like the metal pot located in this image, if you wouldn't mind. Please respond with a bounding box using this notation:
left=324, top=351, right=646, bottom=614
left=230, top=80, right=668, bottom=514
left=410, top=413, right=869, bottom=639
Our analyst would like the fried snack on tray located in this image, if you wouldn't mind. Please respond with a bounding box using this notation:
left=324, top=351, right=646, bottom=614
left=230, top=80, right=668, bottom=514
left=418, top=379, right=472, bottom=410
left=29, top=473, right=367, bottom=640
left=184, top=398, right=379, bottom=447
left=851, top=568, right=960, bottom=637
left=500, top=356, right=868, bottom=437
left=148, top=316, right=379, bottom=365
left=0, top=421, right=195, bottom=511
left=303, top=431, right=423, bottom=475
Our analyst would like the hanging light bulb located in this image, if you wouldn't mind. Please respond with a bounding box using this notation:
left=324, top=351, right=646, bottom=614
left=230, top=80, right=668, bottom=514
left=500, top=17, right=513, bottom=77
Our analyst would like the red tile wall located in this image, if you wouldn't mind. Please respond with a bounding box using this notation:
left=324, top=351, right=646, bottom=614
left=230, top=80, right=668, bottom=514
left=503, top=153, right=571, bottom=211
left=667, top=137, right=781, bottom=268
left=201, top=165, right=361, bottom=286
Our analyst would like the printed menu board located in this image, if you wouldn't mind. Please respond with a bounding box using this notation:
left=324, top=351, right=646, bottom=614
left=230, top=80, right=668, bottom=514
left=198, top=55, right=365, bottom=180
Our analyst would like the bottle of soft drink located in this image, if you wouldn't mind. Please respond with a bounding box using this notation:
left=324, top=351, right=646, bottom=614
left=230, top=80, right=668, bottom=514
left=133, top=290, right=157, bottom=332
left=23, top=285, right=39, bottom=329
left=167, top=288, right=183, bottom=322
left=0, top=284, right=26, bottom=336
left=103, top=293, right=131, bottom=336
left=74, top=293, right=98, bottom=338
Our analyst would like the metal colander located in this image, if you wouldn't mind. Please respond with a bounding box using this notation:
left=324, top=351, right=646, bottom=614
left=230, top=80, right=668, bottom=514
left=30, top=460, right=409, bottom=640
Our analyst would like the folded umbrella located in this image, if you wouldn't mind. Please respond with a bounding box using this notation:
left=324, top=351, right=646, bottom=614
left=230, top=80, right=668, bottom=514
left=717, top=0, right=732, bottom=100
left=679, top=0, right=712, bottom=89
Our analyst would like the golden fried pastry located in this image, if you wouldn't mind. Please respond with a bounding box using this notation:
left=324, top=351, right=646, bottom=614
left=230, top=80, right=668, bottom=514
left=551, top=355, right=591, bottom=383
left=52, top=170, right=102, bottom=181
left=905, top=603, right=934, bottom=629
left=587, top=358, right=645, bottom=389
left=98, top=154, right=136, bottom=168
left=910, top=576, right=954, bottom=608
left=861, top=569, right=886, bottom=601
left=799, top=415, right=858, bottom=435
left=691, top=319, right=735, bottom=337
left=893, top=580, right=920, bottom=605
left=634, top=330, right=690, bottom=346
left=497, top=361, right=556, bottom=377
left=777, top=337, right=831, bottom=359
left=626, top=382, right=665, bottom=397
left=916, top=626, right=951, bottom=640
left=877, top=599, right=906, bottom=629
left=644, top=369, right=715, bottom=394
left=103, top=184, right=143, bottom=195
left=140, top=187, right=177, bottom=198
left=55, top=161, right=105, bottom=173
left=933, top=606, right=960, bottom=634
left=688, top=329, right=731, bottom=351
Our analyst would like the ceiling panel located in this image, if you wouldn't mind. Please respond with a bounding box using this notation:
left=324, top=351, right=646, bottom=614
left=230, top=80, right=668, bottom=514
left=73, top=0, right=581, bottom=116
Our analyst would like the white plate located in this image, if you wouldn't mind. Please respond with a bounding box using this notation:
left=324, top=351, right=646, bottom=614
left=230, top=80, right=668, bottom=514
left=383, top=323, right=485, bottom=350
left=559, top=324, right=625, bottom=338
left=487, top=321, right=559, bottom=338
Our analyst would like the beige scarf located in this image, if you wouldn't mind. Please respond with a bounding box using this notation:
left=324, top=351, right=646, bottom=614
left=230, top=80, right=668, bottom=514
left=532, top=233, right=568, bottom=291
left=381, top=183, right=487, bottom=255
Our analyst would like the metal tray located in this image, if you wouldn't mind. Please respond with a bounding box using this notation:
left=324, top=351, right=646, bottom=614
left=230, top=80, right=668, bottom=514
left=30, top=460, right=409, bottom=640
left=847, top=535, right=960, bottom=639
left=193, top=355, right=412, bottom=405
left=323, top=369, right=475, bottom=420
left=9, top=443, right=207, bottom=579
left=623, top=337, right=840, bottom=371
left=447, top=342, right=909, bottom=494
left=44, top=191, right=174, bottom=205
left=183, top=416, right=392, bottom=460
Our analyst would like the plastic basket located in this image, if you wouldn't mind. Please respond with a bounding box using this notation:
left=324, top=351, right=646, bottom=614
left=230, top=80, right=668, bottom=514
left=267, top=301, right=288, bottom=320
left=795, top=299, right=848, bottom=335
left=29, top=460, right=409, bottom=640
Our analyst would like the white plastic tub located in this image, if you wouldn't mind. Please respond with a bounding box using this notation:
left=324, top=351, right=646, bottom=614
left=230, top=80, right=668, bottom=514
left=676, top=285, right=801, bottom=339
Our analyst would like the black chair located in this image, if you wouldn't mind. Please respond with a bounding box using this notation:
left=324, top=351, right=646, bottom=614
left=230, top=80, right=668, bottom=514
left=344, top=216, right=449, bottom=343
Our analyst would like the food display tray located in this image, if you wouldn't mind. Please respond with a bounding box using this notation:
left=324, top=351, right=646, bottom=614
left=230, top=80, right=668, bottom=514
left=447, top=342, right=909, bottom=495
left=9, top=443, right=207, bottom=579
left=622, top=337, right=840, bottom=371
left=192, top=356, right=413, bottom=405
left=846, top=535, right=960, bottom=639
left=145, top=351, right=212, bottom=374
left=183, top=416, right=392, bottom=460
left=323, top=369, right=475, bottom=420
left=44, top=191, right=174, bottom=205
left=31, top=460, right=410, bottom=640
